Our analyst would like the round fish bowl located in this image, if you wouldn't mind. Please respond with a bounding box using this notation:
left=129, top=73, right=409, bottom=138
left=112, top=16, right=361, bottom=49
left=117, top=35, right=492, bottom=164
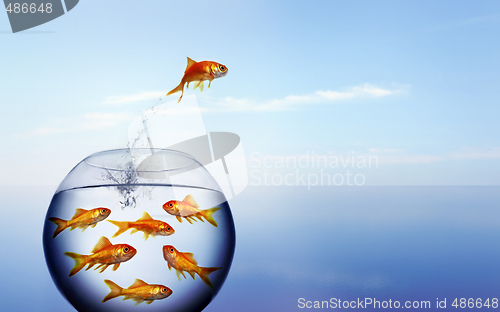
left=43, top=148, right=236, bottom=312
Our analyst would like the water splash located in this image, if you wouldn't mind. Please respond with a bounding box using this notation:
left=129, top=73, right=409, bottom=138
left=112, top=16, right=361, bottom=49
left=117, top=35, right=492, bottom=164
left=101, top=162, right=138, bottom=209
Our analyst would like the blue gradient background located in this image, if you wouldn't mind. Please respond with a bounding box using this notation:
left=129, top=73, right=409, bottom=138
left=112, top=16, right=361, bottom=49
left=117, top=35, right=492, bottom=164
left=2, top=186, right=499, bottom=311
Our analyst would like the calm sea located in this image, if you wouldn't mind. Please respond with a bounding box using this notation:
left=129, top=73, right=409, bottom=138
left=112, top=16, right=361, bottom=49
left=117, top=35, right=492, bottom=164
left=1, top=186, right=499, bottom=311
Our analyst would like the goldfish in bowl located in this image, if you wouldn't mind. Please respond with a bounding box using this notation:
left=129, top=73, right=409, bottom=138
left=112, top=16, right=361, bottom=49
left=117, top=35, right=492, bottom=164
left=43, top=148, right=236, bottom=312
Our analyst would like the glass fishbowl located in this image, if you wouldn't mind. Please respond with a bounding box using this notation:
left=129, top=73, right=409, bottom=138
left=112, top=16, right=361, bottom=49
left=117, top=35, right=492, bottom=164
left=43, top=148, right=236, bottom=312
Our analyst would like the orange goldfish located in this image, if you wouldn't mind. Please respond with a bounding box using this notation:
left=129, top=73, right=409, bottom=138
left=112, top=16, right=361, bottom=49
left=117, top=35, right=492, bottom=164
left=49, top=207, right=111, bottom=238
left=162, top=194, right=220, bottom=227
left=108, top=212, right=175, bottom=241
left=64, top=236, right=137, bottom=277
left=166, top=57, right=228, bottom=103
left=103, top=279, right=172, bottom=305
left=162, top=245, right=221, bottom=288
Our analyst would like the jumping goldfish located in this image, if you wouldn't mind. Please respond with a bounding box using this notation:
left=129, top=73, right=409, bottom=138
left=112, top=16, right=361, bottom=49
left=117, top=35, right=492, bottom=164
left=103, top=279, right=172, bottom=305
left=49, top=207, right=111, bottom=238
left=108, top=212, right=175, bottom=241
left=166, top=57, right=228, bottom=103
left=162, top=194, right=220, bottom=227
left=64, top=236, right=137, bottom=277
left=162, top=245, right=221, bottom=288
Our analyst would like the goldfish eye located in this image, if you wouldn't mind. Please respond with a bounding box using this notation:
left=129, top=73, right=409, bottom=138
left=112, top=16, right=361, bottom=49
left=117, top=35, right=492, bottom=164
left=101, top=209, right=107, bottom=214
left=162, top=288, right=167, bottom=292
left=219, top=65, right=225, bottom=71
left=167, top=227, right=171, bottom=231
left=124, top=247, right=130, bottom=253
left=169, top=203, right=173, bottom=207
left=170, top=248, right=174, bottom=253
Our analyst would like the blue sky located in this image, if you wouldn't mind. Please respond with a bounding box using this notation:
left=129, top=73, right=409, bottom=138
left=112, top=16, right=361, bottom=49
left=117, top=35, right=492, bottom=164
left=1, top=0, right=499, bottom=186
left=1, top=3, right=500, bottom=311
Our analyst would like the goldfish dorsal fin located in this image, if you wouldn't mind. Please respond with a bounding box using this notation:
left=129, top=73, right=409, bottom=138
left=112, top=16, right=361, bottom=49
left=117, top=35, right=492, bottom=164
left=129, top=279, right=148, bottom=289
left=183, top=195, right=199, bottom=208
left=182, top=252, right=198, bottom=265
left=72, top=208, right=88, bottom=219
left=185, top=57, right=197, bottom=72
left=91, top=236, right=113, bottom=253
left=137, top=212, right=153, bottom=221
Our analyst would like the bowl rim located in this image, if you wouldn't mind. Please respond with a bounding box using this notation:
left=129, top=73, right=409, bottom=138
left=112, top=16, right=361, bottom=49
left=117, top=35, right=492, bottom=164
left=83, top=148, right=198, bottom=172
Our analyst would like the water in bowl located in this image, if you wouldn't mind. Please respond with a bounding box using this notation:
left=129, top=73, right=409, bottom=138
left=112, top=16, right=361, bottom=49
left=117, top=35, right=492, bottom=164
left=43, top=183, right=235, bottom=312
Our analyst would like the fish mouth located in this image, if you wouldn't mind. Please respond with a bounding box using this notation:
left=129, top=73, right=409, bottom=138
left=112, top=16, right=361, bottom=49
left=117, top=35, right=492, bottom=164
left=162, top=230, right=174, bottom=236
left=126, top=248, right=138, bottom=259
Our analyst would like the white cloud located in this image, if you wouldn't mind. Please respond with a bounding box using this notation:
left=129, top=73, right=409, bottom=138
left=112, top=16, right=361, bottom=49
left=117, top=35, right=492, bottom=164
left=143, top=105, right=209, bottom=116
left=429, top=13, right=500, bottom=32
left=449, top=148, right=500, bottom=160
left=27, top=126, right=65, bottom=136
left=103, top=83, right=407, bottom=112
left=370, top=147, right=500, bottom=164
left=378, top=154, right=444, bottom=165
left=79, top=112, right=134, bottom=130
left=211, top=84, right=408, bottom=112
left=368, top=148, right=403, bottom=154
left=18, top=112, right=135, bottom=137
left=103, top=91, right=165, bottom=105
left=22, top=83, right=405, bottom=138
left=247, top=148, right=500, bottom=168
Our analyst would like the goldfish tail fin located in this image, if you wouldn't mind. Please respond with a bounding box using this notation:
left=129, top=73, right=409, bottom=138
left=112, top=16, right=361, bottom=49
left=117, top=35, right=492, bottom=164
left=202, top=207, right=221, bottom=227
left=49, top=217, right=68, bottom=238
left=64, top=252, right=88, bottom=277
left=198, top=267, right=221, bottom=288
left=167, top=82, right=185, bottom=103
left=167, top=82, right=183, bottom=96
left=102, top=280, right=123, bottom=303
left=108, top=220, right=129, bottom=238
